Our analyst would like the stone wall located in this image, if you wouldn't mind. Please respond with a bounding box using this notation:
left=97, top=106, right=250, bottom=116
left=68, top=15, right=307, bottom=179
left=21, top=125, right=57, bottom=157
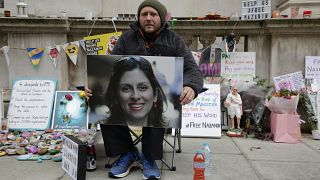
left=0, top=18, right=320, bottom=90
left=1, top=0, right=278, bottom=19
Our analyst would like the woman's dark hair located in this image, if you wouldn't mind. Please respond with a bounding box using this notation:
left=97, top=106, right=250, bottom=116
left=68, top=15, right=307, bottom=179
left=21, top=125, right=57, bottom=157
left=105, top=56, right=167, bottom=127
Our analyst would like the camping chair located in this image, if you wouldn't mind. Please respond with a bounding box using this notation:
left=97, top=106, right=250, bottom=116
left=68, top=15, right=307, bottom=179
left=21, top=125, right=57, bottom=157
left=103, top=126, right=181, bottom=171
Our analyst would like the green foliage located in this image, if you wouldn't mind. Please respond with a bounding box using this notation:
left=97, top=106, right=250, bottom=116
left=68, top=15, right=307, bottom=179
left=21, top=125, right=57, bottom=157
left=297, top=92, right=318, bottom=130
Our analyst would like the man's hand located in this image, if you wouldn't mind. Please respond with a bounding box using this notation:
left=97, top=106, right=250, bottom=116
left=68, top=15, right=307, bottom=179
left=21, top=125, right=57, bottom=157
left=84, top=86, right=92, bottom=101
left=179, top=86, right=195, bottom=105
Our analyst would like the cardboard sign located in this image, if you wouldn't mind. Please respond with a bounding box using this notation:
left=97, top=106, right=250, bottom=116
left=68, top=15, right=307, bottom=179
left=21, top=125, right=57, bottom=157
left=181, top=84, right=221, bottom=137
left=83, top=32, right=122, bottom=55
left=305, top=56, right=320, bottom=79
left=242, top=0, right=272, bottom=20
left=221, top=52, right=256, bottom=83
left=273, top=71, right=305, bottom=91
left=62, top=135, right=86, bottom=180
left=7, top=80, right=56, bottom=130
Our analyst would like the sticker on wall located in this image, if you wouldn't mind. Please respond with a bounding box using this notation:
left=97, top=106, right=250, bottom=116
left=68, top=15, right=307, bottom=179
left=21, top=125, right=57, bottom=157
left=27, top=48, right=45, bottom=66
left=62, top=41, right=79, bottom=65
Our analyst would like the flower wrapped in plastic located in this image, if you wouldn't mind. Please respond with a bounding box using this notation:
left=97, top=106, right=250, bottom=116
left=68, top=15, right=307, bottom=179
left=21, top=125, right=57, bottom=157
left=265, top=89, right=299, bottom=114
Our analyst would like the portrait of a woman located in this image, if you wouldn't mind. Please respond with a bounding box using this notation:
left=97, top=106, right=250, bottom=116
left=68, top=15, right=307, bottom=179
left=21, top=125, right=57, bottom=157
left=104, top=56, right=168, bottom=127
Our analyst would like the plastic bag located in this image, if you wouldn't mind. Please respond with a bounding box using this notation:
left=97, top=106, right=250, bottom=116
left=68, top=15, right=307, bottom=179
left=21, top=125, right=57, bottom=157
left=265, top=94, right=299, bottom=114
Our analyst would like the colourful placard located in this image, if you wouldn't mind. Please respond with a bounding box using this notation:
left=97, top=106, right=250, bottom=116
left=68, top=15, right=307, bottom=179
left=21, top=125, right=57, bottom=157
left=83, top=32, right=122, bottom=55
left=52, top=91, right=88, bottom=130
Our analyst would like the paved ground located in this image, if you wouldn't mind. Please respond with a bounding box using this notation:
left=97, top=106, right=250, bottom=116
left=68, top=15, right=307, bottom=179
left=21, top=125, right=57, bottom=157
left=0, top=132, right=319, bottom=180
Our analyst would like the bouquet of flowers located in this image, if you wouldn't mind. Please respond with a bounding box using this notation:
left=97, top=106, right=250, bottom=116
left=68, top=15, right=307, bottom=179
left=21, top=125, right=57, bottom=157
left=265, top=89, right=299, bottom=114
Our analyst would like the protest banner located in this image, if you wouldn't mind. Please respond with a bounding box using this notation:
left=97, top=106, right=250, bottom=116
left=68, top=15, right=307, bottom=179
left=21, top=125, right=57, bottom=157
left=221, top=52, right=256, bottom=83
left=181, top=84, right=221, bottom=137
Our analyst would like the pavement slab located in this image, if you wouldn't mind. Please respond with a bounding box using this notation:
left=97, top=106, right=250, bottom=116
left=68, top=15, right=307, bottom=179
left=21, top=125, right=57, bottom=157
left=233, top=137, right=320, bottom=162
left=0, top=133, right=320, bottom=180
left=252, top=161, right=320, bottom=180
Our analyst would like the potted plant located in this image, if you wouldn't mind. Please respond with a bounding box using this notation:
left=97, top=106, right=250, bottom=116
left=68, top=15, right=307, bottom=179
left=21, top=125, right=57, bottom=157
left=298, top=92, right=319, bottom=140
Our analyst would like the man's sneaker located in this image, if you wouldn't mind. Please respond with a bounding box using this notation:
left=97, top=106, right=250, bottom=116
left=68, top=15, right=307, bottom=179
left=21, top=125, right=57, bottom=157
left=108, top=149, right=141, bottom=178
left=141, top=154, right=161, bottom=180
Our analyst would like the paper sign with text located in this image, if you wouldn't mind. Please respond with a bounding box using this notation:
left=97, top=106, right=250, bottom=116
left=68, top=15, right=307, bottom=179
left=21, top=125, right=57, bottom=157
left=242, top=0, right=272, bottom=20
left=305, top=56, right=320, bottom=79
left=62, top=135, right=86, bottom=180
left=273, top=71, right=305, bottom=91
left=7, top=80, right=56, bottom=130
left=221, top=52, right=256, bottom=83
left=83, top=32, right=122, bottom=55
left=181, top=84, right=221, bottom=137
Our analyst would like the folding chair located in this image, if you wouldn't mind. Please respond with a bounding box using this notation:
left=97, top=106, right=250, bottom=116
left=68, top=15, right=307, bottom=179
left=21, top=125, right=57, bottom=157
left=103, top=126, right=181, bottom=171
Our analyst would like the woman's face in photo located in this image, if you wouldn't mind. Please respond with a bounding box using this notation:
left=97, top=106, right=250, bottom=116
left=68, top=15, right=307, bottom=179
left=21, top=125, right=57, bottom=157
left=118, top=68, right=157, bottom=123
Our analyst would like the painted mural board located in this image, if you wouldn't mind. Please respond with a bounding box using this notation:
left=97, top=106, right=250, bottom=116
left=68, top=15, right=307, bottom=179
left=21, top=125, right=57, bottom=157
left=51, top=91, right=88, bottom=130
left=181, top=84, right=221, bottom=137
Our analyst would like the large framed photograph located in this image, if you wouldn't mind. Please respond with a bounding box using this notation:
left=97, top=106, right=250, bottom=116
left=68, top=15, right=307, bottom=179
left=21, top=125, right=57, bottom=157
left=52, top=91, right=88, bottom=130
left=87, top=55, right=183, bottom=128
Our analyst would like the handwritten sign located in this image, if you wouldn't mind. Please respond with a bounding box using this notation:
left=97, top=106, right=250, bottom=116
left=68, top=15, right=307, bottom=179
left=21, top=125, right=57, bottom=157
left=273, top=71, right=305, bottom=91
left=242, top=0, right=271, bottom=20
left=83, top=32, right=122, bottom=55
left=7, top=80, right=56, bottom=130
left=221, top=52, right=255, bottom=83
left=305, top=56, right=320, bottom=79
left=181, top=84, right=221, bottom=137
left=62, top=135, right=86, bottom=180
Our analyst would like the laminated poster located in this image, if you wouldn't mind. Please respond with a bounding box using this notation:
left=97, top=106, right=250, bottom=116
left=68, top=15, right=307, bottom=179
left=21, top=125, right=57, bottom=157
left=7, top=79, right=56, bottom=130
left=51, top=91, right=88, bottom=130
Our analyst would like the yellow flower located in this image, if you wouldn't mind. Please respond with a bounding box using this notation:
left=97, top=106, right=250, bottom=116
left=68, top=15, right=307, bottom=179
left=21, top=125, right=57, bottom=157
left=78, top=91, right=86, bottom=98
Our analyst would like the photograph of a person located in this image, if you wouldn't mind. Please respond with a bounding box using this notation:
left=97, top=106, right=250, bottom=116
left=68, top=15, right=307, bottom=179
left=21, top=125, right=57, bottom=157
left=87, top=55, right=183, bottom=128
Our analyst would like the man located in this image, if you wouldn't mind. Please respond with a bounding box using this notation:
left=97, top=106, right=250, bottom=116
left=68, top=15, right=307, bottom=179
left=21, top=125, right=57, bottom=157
left=86, top=0, right=203, bottom=179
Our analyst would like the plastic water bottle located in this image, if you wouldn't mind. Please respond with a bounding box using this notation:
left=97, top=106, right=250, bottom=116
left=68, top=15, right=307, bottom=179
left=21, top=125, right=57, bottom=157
left=202, top=142, right=213, bottom=177
left=193, top=149, right=205, bottom=180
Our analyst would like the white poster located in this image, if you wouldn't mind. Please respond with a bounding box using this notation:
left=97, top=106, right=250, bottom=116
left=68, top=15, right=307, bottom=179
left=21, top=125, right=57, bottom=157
left=273, top=71, right=305, bottom=91
left=242, top=0, right=272, bottom=20
left=7, top=79, right=56, bottom=130
left=181, top=84, right=221, bottom=137
left=221, top=52, right=256, bottom=84
left=305, top=56, right=320, bottom=79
